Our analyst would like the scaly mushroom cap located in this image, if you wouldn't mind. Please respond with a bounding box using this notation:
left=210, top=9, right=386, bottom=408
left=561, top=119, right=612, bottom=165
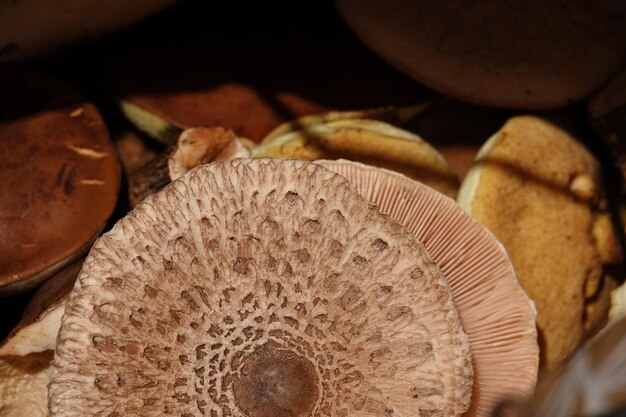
left=168, top=127, right=251, bottom=181
left=50, top=158, right=472, bottom=417
left=317, top=160, right=538, bottom=417
left=0, top=67, right=120, bottom=295
left=0, top=351, right=54, bottom=417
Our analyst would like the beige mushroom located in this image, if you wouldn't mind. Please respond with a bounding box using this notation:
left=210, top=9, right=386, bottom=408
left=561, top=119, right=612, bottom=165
left=317, top=159, right=538, bottom=417
left=253, top=118, right=459, bottom=197
left=0, top=67, right=120, bottom=295
left=50, top=159, right=473, bottom=417
left=128, top=127, right=251, bottom=206
left=457, top=115, right=622, bottom=370
left=335, top=0, right=626, bottom=108
left=587, top=68, right=626, bottom=325
left=0, top=261, right=80, bottom=417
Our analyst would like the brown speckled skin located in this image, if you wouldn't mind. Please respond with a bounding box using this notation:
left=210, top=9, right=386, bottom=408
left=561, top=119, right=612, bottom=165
left=0, top=68, right=120, bottom=294
left=467, top=116, right=619, bottom=369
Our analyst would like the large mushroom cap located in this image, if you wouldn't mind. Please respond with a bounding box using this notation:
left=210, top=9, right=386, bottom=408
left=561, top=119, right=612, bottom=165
left=317, top=160, right=538, bottom=416
left=0, top=67, right=120, bottom=295
left=50, top=159, right=472, bottom=416
left=335, top=0, right=626, bottom=108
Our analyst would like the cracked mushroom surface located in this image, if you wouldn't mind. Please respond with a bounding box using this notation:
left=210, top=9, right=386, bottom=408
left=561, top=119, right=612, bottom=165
left=50, top=158, right=473, bottom=417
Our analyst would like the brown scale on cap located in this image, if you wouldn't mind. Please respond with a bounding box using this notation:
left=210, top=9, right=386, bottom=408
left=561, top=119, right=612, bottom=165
left=49, top=159, right=472, bottom=417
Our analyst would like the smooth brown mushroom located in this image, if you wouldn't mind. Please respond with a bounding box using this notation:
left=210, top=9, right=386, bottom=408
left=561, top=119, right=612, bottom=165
left=0, top=67, right=120, bottom=295
left=457, top=115, right=622, bottom=370
left=335, top=0, right=626, bottom=108
left=317, top=159, right=538, bottom=417
left=50, top=159, right=473, bottom=417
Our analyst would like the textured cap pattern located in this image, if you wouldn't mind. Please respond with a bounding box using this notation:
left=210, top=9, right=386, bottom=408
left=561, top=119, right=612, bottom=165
left=50, top=159, right=472, bottom=417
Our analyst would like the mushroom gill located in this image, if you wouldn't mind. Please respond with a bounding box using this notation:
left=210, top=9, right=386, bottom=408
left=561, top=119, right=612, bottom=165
left=316, top=159, right=538, bottom=417
left=49, top=158, right=472, bottom=417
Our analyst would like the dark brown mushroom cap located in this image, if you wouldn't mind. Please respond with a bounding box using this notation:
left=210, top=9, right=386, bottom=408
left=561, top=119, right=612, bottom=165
left=335, top=0, right=626, bottom=108
left=0, top=68, right=120, bottom=295
left=50, top=159, right=472, bottom=417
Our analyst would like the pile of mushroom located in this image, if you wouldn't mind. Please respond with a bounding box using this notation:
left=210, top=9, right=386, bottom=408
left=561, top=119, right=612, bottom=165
left=3, top=65, right=626, bottom=416
left=4, top=1, right=626, bottom=413
left=0, top=150, right=542, bottom=416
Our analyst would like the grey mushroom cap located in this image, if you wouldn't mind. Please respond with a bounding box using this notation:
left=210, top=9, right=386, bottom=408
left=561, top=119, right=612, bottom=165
left=50, top=158, right=472, bottom=417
